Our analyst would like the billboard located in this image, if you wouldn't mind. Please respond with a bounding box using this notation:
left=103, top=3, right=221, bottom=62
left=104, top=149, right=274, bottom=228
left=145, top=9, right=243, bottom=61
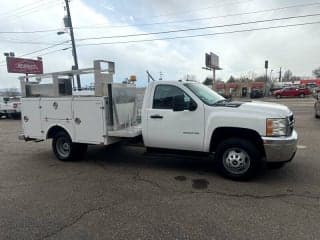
left=205, top=52, right=220, bottom=69
left=6, top=57, right=43, bottom=74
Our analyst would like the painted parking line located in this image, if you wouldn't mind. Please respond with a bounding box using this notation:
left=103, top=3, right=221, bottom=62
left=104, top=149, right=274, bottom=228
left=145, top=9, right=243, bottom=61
left=297, top=145, right=307, bottom=149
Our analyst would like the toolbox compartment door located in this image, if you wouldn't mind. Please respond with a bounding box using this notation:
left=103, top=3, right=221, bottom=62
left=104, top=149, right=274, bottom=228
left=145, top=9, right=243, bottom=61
left=21, top=98, right=43, bottom=139
left=73, top=98, right=105, bottom=144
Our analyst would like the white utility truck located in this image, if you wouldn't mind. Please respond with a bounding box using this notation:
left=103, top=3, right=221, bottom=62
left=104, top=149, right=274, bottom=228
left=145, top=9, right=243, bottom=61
left=0, top=96, right=21, bottom=119
left=19, top=60, right=298, bottom=180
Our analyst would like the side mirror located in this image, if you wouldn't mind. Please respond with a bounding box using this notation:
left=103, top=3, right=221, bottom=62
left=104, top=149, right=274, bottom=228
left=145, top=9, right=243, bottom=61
left=173, top=95, right=185, bottom=111
left=189, top=101, right=197, bottom=111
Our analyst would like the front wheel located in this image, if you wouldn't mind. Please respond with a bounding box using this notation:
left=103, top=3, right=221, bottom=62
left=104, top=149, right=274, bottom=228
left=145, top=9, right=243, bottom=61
left=215, top=138, right=262, bottom=180
left=52, top=131, right=87, bottom=161
left=276, top=95, right=281, bottom=99
left=299, top=93, right=305, bottom=98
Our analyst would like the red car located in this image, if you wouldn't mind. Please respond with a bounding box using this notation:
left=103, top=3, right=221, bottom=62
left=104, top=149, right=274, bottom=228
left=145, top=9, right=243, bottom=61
left=273, top=87, right=310, bottom=98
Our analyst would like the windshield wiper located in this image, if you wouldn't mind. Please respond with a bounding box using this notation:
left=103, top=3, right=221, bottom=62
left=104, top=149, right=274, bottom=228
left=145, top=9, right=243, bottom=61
left=213, top=99, right=229, bottom=105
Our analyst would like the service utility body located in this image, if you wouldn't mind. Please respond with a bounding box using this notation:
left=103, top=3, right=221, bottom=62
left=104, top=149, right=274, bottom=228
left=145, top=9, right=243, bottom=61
left=19, top=60, right=298, bottom=180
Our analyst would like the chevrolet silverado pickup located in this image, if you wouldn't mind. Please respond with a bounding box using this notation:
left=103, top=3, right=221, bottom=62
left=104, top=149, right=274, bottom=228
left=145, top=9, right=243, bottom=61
left=19, top=60, right=298, bottom=180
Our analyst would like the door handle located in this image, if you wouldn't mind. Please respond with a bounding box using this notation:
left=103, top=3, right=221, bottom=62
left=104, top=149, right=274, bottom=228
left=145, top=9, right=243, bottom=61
left=150, top=114, right=163, bottom=119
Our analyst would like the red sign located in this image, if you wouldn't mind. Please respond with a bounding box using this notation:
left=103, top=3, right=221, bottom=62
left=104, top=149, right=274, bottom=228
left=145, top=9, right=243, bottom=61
left=6, top=57, right=43, bottom=74
left=300, top=79, right=320, bottom=86
left=251, top=82, right=264, bottom=88
left=227, top=83, right=239, bottom=88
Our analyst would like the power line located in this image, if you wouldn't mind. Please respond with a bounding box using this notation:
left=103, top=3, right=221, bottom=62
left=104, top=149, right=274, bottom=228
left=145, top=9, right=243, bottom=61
left=1, top=2, right=319, bottom=34
left=38, top=47, right=72, bottom=57
left=0, top=39, right=69, bottom=45
left=76, top=1, right=320, bottom=30
left=0, top=40, right=69, bottom=65
left=77, top=20, right=320, bottom=46
left=0, top=46, right=71, bottom=68
left=19, top=40, right=69, bottom=57
left=0, top=0, right=45, bottom=18
left=75, top=13, right=320, bottom=41
left=12, top=1, right=61, bottom=19
left=139, top=0, right=254, bottom=19
left=0, top=0, right=60, bottom=20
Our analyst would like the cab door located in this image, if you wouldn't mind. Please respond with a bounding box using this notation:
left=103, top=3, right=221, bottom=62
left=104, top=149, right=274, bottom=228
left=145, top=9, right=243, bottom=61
left=145, top=84, right=204, bottom=151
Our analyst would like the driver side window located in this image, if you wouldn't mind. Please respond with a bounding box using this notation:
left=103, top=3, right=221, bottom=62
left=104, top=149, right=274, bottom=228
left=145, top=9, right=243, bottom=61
left=153, top=85, right=192, bottom=110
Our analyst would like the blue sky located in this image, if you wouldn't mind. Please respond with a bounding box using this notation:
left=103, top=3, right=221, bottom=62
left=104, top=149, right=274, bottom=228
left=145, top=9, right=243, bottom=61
left=0, top=0, right=320, bottom=89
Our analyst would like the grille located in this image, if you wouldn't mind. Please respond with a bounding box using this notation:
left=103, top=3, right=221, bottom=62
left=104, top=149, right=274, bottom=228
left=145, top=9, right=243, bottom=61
left=287, top=114, right=294, bottom=136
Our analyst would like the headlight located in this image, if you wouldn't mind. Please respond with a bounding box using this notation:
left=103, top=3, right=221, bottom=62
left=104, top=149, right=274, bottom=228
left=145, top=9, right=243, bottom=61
left=266, top=118, right=287, bottom=136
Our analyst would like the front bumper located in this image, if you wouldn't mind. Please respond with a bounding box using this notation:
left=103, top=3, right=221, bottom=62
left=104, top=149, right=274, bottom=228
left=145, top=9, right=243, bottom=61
left=262, top=130, right=298, bottom=162
left=0, top=109, right=17, bottom=114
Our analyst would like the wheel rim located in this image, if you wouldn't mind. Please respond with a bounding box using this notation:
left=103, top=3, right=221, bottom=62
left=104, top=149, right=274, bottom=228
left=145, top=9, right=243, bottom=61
left=222, top=148, right=251, bottom=175
left=56, top=137, right=71, bottom=158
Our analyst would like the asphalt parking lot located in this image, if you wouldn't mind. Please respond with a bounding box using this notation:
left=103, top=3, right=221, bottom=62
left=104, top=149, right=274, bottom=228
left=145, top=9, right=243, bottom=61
left=1, top=97, right=319, bottom=240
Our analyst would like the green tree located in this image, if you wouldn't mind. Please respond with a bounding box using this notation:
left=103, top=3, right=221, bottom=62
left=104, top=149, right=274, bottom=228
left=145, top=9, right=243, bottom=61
left=227, top=75, right=236, bottom=83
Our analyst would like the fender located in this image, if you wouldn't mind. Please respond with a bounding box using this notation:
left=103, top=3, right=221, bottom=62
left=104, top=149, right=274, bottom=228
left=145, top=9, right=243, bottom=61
left=45, top=123, right=73, bottom=141
left=203, top=106, right=266, bottom=152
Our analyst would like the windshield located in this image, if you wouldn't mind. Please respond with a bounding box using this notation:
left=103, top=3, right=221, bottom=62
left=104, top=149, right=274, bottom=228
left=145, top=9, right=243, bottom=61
left=184, top=82, right=225, bottom=105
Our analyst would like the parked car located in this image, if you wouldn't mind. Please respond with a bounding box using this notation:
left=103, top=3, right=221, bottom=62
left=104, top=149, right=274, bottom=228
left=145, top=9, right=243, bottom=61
left=273, top=87, right=310, bottom=98
left=0, top=96, right=21, bottom=119
left=250, top=89, right=264, bottom=99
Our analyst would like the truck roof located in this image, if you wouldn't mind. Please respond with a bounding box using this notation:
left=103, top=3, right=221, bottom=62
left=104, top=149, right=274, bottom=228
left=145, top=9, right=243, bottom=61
left=149, top=80, right=200, bottom=85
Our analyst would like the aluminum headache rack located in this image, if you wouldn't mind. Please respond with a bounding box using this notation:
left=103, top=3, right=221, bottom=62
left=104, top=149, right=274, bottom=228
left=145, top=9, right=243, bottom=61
left=19, top=60, right=143, bottom=136
left=19, top=60, right=116, bottom=97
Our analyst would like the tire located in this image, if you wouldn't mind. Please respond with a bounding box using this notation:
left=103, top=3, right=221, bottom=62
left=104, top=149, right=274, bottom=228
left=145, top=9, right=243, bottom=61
left=215, top=138, right=262, bottom=180
left=11, top=113, right=21, bottom=120
left=299, top=93, right=305, bottom=98
left=52, top=131, right=87, bottom=161
left=267, top=162, right=286, bottom=169
left=276, top=95, right=281, bottom=99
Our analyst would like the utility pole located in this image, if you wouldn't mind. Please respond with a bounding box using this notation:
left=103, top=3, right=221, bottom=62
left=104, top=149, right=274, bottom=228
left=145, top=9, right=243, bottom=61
left=159, top=71, right=163, bottom=81
left=64, top=0, right=81, bottom=90
left=265, top=60, right=268, bottom=96
left=279, top=67, right=282, bottom=82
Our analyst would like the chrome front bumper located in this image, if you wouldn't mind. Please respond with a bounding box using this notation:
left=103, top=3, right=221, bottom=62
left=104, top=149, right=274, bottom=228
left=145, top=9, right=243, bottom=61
left=262, top=130, right=298, bottom=162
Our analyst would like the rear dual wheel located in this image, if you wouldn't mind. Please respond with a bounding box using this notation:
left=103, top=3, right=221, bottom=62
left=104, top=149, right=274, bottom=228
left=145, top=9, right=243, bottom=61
left=52, top=131, right=87, bottom=161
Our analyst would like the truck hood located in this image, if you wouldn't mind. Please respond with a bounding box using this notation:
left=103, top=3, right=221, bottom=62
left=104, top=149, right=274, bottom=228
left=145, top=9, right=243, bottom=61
left=238, top=101, right=292, bottom=117
left=214, top=100, right=292, bottom=118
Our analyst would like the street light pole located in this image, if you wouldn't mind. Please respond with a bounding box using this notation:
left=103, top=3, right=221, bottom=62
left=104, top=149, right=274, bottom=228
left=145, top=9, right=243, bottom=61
left=64, top=0, right=81, bottom=90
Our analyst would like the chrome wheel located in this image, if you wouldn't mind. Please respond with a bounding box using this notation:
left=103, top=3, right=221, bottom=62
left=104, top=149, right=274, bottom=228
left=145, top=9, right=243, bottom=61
left=222, top=148, right=251, bottom=175
left=56, top=137, right=71, bottom=158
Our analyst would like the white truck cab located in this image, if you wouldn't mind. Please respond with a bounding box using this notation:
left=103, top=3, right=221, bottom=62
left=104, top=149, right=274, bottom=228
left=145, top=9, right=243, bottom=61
left=19, top=60, right=298, bottom=180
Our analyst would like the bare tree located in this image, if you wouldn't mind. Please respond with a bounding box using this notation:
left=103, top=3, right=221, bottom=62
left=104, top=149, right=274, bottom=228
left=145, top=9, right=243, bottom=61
left=312, top=67, right=320, bottom=78
left=254, top=75, right=266, bottom=82
left=282, top=70, right=293, bottom=82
